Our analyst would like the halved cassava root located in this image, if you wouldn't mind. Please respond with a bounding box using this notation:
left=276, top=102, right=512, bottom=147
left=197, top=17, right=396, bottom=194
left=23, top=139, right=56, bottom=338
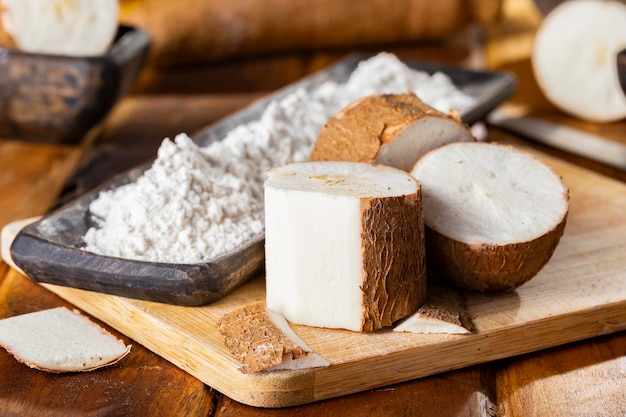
left=309, top=93, right=475, bottom=171
left=532, top=0, right=626, bottom=122
left=0, top=0, right=119, bottom=56
left=0, top=307, right=131, bottom=373
left=264, top=161, right=426, bottom=332
left=411, top=142, right=569, bottom=291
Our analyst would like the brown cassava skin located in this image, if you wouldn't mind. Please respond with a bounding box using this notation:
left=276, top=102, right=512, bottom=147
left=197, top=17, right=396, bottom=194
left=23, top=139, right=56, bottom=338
left=118, top=0, right=502, bottom=67
left=218, top=304, right=309, bottom=373
left=310, top=93, right=459, bottom=164
left=416, top=283, right=473, bottom=331
left=426, top=211, right=569, bottom=292
left=360, top=189, right=427, bottom=331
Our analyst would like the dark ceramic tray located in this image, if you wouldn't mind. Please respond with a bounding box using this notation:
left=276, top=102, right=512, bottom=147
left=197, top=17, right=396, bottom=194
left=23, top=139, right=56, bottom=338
left=0, top=24, right=150, bottom=144
left=10, top=55, right=517, bottom=306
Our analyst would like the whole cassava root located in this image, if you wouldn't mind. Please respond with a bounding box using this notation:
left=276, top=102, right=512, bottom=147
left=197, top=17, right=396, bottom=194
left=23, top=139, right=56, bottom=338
left=118, top=0, right=502, bottom=67
left=310, top=93, right=475, bottom=171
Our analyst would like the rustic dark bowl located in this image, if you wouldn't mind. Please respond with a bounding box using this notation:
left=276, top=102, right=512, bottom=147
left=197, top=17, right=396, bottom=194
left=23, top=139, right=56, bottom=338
left=619, top=48, right=626, bottom=96
left=0, top=25, right=150, bottom=144
left=10, top=54, right=516, bottom=306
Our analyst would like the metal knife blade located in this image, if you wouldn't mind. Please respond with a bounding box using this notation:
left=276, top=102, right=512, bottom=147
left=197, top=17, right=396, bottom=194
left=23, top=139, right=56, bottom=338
left=488, top=105, right=626, bottom=171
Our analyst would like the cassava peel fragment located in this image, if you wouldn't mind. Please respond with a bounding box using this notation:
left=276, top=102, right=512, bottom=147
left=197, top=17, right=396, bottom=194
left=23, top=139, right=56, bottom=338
left=394, top=283, right=473, bottom=334
left=411, top=142, right=569, bottom=291
left=0, top=307, right=131, bottom=373
left=310, top=93, right=474, bottom=171
left=218, top=304, right=328, bottom=373
left=264, top=161, right=426, bottom=332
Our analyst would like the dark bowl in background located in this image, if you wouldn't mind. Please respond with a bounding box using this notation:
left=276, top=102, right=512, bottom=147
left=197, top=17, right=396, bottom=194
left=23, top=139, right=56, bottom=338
left=0, top=25, right=150, bottom=145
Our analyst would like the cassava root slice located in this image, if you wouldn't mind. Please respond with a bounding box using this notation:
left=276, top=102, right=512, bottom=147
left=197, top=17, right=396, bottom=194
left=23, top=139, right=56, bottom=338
left=393, top=283, right=473, bottom=334
left=532, top=0, right=626, bottom=122
left=0, top=307, right=131, bottom=372
left=1, top=0, right=119, bottom=56
left=309, top=93, right=475, bottom=171
left=217, top=304, right=329, bottom=373
left=411, top=142, right=569, bottom=292
left=264, top=161, right=426, bottom=332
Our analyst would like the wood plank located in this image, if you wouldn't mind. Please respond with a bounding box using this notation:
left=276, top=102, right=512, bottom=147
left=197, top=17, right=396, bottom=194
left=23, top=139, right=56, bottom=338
left=214, top=366, right=495, bottom=417
left=0, top=139, right=82, bottom=223
left=495, top=332, right=626, bottom=417
left=39, top=145, right=626, bottom=408
left=0, top=270, right=216, bottom=417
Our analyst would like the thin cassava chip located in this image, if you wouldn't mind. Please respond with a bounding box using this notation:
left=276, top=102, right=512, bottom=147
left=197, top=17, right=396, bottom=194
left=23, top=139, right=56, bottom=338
left=0, top=307, right=131, bottom=372
left=218, top=304, right=328, bottom=373
left=394, top=283, right=473, bottom=334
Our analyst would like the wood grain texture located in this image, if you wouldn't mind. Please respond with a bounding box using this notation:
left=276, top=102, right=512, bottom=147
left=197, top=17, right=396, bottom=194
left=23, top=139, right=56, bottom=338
left=38, top=146, right=626, bottom=407
left=214, top=366, right=496, bottom=416
left=495, top=332, right=626, bottom=417
left=0, top=139, right=82, bottom=223
left=0, top=272, right=215, bottom=417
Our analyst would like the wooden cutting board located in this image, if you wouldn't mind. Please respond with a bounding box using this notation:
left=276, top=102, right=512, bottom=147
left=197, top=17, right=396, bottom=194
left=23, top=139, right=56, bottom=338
left=39, top=147, right=626, bottom=408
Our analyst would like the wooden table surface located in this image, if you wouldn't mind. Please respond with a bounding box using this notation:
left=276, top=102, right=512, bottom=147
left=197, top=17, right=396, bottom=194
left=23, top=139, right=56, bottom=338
left=1, top=1, right=625, bottom=415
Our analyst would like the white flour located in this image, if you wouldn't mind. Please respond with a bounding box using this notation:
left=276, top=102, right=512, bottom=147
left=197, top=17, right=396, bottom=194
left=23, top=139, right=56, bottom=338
left=83, top=52, right=476, bottom=263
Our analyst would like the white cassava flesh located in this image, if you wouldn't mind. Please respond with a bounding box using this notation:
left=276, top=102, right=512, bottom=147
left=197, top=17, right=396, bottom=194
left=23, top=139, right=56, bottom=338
left=264, top=161, right=426, bottom=332
left=411, top=142, right=569, bottom=291
left=532, top=0, right=626, bottom=122
left=393, top=283, right=473, bottom=335
left=0, top=307, right=131, bottom=372
left=217, top=304, right=329, bottom=373
left=309, top=93, right=475, bottom=171
left=1, top=0, right=119, bottom=56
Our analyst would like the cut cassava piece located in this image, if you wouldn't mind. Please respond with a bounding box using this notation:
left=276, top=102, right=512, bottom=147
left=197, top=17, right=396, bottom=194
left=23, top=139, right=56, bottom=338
left=217, top=304, right=329, bottom=373
left=393, top=283, right=473, bottom=335
left=0, top=307, right=131, bottom=372
left=264, top=161, right=426, bottom=332
left=532, top=0, right=626, bottom=122
left=309, top=93, right=475, bottom=171
left=411, top=142, right=569, bottom=291
left=0, top=0, right=119, bottom=56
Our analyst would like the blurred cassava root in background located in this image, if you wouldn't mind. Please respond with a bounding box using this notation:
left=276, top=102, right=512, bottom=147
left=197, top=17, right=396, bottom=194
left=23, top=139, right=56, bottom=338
left=119, top=0, right=502, bottom=67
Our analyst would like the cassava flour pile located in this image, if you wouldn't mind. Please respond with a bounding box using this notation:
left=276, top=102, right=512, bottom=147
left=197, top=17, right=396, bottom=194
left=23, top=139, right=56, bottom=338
left=83, top=52, right=476, bottom=264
